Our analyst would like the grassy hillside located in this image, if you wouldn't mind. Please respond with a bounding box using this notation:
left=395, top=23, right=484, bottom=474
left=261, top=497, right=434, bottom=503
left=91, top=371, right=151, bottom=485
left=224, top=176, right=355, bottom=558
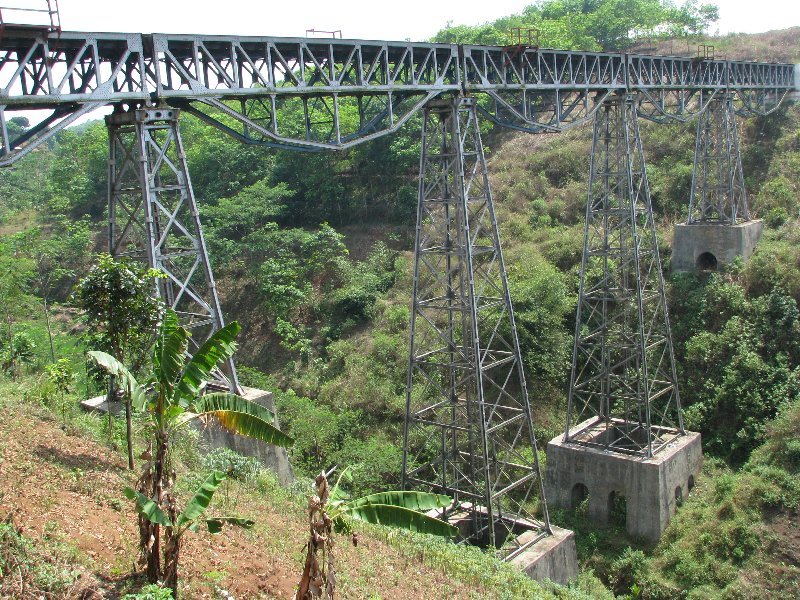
left=0, top=369, right=610, bottom=599
left=1, top=21, right=800, bottom=600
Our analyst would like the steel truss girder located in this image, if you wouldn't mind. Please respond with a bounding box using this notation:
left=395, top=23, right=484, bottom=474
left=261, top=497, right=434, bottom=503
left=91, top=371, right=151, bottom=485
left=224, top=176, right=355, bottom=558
left=107, top=106, right=238, bottom=391
left=565, top=93, right=684, bottom=458
left=401, top=96, right=550, bottom=555
left=0, top=29, right=794, bottom=163
left=688, top=93, right=748, bottom=224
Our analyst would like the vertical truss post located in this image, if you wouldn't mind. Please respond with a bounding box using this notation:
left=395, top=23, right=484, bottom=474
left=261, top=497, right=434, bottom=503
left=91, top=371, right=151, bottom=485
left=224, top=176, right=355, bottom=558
left=688, top=93, right=749, bottom=224
left=402, top=96, right=550, bottom=555
left=107, top=106, right=239, bottom=392
left=565, top=93, right=683, bottom=458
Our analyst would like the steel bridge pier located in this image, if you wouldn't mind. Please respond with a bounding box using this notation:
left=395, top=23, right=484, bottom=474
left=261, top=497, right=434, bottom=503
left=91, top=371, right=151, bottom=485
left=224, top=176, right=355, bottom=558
left=689, top=93, right=749, bottom=224
left=673, top=93, right=763, bottom=271
left=106, top=106, right=238, bottom=392
left=544, top=92, right=700, bottom=543
left=401, top=97, right=577, bottom=580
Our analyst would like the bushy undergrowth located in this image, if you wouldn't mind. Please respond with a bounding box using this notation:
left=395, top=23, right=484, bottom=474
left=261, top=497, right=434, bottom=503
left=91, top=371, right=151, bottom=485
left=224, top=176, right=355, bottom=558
left=372, top=526, right=613, bottom=600
left=0, top=519, right=88, bottom=597
left=648, top=401, right=800, bottom=596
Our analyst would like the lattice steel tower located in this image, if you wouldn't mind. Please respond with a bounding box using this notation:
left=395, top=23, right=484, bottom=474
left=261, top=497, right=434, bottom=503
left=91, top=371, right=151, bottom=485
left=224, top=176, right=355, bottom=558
left=402, top=97, right=551, bottom=555
left=688, top=93, right=749, bottom=224
left=106, top=106, right=238, bottom=391
left=565, top=93, right=684, bottom=458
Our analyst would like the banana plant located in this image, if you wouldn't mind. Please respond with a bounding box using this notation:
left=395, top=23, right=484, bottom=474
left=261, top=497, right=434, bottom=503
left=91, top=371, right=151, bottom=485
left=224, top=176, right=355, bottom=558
left=89, top=308, right=293, bottom=597
left=296, top=469, right=457, bottom=600
left=125, top=470, right=255, bottom=588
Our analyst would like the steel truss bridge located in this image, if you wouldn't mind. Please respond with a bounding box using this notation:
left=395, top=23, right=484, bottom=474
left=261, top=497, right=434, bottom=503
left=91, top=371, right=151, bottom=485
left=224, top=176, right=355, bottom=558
left=0, top=30, right=795, bottom=161
left=1, top=26, right=795, bottom=559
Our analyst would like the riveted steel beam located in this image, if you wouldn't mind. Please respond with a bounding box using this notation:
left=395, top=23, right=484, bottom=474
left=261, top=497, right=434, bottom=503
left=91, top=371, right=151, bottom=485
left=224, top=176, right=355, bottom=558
left=0, top=29, right=793, bottom=163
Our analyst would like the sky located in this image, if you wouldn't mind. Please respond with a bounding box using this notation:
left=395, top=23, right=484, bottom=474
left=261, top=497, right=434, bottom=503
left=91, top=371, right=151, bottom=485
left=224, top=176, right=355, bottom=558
left=11, top=0, right=799, bottom=41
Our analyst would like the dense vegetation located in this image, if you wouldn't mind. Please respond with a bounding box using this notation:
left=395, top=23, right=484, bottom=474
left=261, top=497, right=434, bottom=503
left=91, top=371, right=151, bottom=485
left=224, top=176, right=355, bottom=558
left=433, top=0, right=719, bottom=49
left=1, top=1, right=799, bottom=597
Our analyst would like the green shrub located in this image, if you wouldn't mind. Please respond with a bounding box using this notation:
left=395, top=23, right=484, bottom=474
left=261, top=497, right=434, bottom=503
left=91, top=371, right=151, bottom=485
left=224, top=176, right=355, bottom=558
left=0, top=522, right=81, bottom=596
left=122, top=584, right=173, bottom=600
left=201, top=447, right=262, bottom=482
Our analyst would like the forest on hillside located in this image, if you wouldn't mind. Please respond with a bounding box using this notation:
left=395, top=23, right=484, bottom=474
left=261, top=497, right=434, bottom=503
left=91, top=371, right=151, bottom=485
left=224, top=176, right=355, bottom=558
left=1, top=1, right=799, bottom=598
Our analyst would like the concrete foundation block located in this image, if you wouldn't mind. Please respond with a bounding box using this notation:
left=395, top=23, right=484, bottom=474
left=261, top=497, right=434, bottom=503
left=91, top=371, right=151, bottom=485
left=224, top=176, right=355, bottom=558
left=510, top=525, right=579, bottom=585
left=672, top=220, right=763, bottom=271
left=545, top=418, right=702, bottom=543
left=427, top=503, right=578, bottom=585
left=80, top=395, right=125, bottom=416
left=82, top=386, right=294, bottom=486
left=196, top=386, right=294, bottom=486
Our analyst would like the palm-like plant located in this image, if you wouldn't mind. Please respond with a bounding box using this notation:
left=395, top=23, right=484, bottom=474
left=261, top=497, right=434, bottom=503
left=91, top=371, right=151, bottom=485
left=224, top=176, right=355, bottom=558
left=296, top=469, right=457, bottom=599
left=89, top=309, right=292, bottom=596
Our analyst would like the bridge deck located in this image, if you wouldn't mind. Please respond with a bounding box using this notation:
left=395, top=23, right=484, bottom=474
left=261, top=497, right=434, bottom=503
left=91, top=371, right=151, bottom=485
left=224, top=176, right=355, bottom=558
left=0, top=30, right=795, bottom=161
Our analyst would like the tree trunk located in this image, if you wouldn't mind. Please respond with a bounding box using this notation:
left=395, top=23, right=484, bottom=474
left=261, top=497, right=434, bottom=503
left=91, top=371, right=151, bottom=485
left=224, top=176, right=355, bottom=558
left=163, top=528, right=181, bottom=598
left=42, top=296, right=55, bottom=363
left=106, top=380, right=115, bottom=445
left=125, top=398, right=134, bottom=470
left=142, top=432, right=169, bottom=583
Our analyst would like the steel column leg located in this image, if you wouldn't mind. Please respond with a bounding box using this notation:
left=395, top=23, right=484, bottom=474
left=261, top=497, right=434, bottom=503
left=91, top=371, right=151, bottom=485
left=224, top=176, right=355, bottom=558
left=565, top=93, right=682, bottom=458
left=402, top=96, right=550, bottom=556
left=688, top=93, right=749, bottom=224
left=106, top=106, right=239, bottom=392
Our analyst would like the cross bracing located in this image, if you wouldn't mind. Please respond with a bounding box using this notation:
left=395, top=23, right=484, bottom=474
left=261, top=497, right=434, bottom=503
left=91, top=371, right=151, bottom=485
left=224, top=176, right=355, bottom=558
left=565, top=93, right=683, bottom=458
left=107, top=106, right=238, bottom=391
left=0, top=28, right=794, bottom=163
left=1, top=21, right=796, bottom=561
left=401, top=97, right=550, bottom=556
left=688, top=93, right=749, bottom=224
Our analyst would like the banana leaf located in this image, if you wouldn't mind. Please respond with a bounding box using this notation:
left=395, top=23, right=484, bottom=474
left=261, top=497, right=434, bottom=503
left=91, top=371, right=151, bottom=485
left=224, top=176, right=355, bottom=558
left=124, top=487, right=172, bottom=527
left=176, top=321, right=240, bottom=402
left=87, top=351, right=147, bottom=410
left=176, top=471, right=226, bottom=527
left=190, top=392, right=293, bottom=447
left=205, top=517, right=255, bottom=534
left=339, top=503, right=457, bottom=537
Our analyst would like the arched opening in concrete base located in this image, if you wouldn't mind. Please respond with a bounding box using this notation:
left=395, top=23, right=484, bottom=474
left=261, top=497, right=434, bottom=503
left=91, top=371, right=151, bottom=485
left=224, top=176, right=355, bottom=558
left=697, top=252, right=718, bottom=271
left=675, top=486, right=683, bottom=508
left=608, top=490, right=627, bottom=528
left=571, top=483, right=589, bottom=509
left=688, top=475, right=695, bottom=492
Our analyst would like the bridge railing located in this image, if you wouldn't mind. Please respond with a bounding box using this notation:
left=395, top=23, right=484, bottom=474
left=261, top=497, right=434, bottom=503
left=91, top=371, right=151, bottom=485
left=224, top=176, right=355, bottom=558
left=0, top=0, right=60, bottom=33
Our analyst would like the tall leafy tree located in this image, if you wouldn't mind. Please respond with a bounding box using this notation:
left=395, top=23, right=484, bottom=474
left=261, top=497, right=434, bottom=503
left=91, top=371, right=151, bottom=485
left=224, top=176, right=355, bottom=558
left=0, top=241, right=34, bottom=356
left=73, top=254, right=164, bottom=468
left=13, top=222, right=92, bottom=363
left=433, top=0, right=719, bottom=50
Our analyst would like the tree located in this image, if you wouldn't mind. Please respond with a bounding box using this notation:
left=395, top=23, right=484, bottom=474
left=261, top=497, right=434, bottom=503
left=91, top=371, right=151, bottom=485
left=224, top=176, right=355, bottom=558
left=1, top=331, right=36, bottom=377
left=46, top=358, right=76, bottom=425
left=88, top=309, right=293, bottom=597
left=296, top=470, right=457, bottom=599
left=73, top=254, right=164, bottom=468
left=432, top=0, right=719, bottom=50
left=14, top=222, right=92, bottom=364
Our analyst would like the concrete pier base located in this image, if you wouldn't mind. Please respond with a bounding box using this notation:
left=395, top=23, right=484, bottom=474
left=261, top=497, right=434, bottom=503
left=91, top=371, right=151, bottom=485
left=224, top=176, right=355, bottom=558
left=672, top=220, right=763, bottom=271
left=199, top=386, right=294, bottom=486
left=545, top=418, right=702, bottom=543
left=510, top=525, right=579, bottom=585
left=81, top=386, right=294, bottom=485
left=427, top=503, right=578, bottom=585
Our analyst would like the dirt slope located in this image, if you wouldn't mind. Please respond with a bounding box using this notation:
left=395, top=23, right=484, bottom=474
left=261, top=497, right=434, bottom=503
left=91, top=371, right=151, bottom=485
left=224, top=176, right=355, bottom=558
left=0, top=404, right=487, bottom=599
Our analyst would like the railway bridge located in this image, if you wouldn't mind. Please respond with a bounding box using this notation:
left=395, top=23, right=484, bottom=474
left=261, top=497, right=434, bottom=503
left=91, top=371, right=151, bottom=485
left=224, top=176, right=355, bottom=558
left=1, top=24, right=795, bottom=582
